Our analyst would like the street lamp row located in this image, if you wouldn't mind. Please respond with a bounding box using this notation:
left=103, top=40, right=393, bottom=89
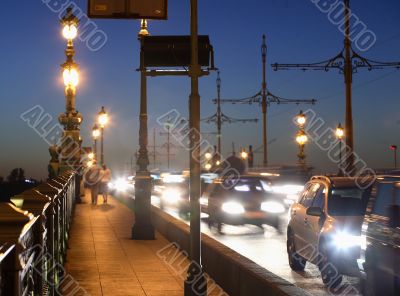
left=294, top=111, right=345, bottom=173
left=91, top=107, right=108, bottom=167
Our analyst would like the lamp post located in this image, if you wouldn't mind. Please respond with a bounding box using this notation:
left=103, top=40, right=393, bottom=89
left=240, top=148, right=248, bottom=161
left=336, top=123, right=344, bottom=175
left=97, top=106, right=108, bottom=166
left=295, top=111, right=308, bottom=170
left=296, top=131, right=308, bottom=169
left=58, top=7, right=83, bottom=175
left=132, top=19, right=155, bottom=240
left=92, top=124, right=100, bottom=163
left=185, top=0, right=207, bottom=295
left=204, top=151, right=212, bottom=161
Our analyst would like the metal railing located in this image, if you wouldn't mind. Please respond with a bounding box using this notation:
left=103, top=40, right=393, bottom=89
left=0, top=171, right=77, bottom=296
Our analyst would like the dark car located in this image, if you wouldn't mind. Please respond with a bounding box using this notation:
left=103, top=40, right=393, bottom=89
left=358, top=176, right=400, bottom=295
left=201, top=175, right=285, bottom=233
left=155, top=172, right=190, bottom=215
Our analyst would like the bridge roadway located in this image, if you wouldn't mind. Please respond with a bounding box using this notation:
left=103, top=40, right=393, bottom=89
left=64, top=191, right=227, bottom=296
left=150, top=197, right=363, bottom=296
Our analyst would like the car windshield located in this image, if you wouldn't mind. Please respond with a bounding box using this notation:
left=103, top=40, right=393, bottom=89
left=328, top=187, right=367, bottom=216
left=219, top=178, right=265, bottom=194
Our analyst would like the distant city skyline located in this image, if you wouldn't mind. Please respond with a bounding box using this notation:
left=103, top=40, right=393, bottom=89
left=1, top=0, right=400, bottom=179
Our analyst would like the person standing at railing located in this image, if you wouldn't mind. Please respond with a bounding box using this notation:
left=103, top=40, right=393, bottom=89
left=85, top=165, right=101, bottom=205
left=100, top=164, right=112, bottom=204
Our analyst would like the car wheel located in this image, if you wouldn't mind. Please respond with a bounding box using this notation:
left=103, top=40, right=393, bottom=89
left=287, top=230, right=306, bottom=271
left=318, top=242, right=342, bottom=289
left=207, top=218, right=214, bottom=230
left=274, top=218, right=282, bottom=234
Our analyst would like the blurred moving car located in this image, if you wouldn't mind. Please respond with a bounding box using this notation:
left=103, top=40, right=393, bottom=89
left=201, top=175, right=286, bottom=233
left=157, top=172, right=190, bottom=215
left=358, top=176, right=400, bottom=295
left=247, top=171, right=305, bottom=207
left=108, top=175, right=135, bottom=196
left=287, top=176, right=373, bottom=288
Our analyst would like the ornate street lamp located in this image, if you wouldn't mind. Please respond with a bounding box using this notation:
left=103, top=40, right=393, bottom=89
left=92, top=124, right=100, bottom=163
left=336, top=123, right=344, bottom=175
left=58, top=7, right=83, bottom=175
left=204, top=151, right=212, bottom=161
left=97, top=106, right=108, bottom=166
left=132, top=19, right=155, bottom=240
left=296, top=110, right=306, bottom=127
left=240, top=148, right=248, bottom=160
left=295, top=110, right=308, bottom=170
left=296, top=130, right=308, bottom=168
left=204, top=163, right=212, bottom=171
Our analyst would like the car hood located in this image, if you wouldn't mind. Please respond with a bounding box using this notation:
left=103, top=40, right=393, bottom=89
left=218, top=193, right=282, bottom=210
left=330, top=215, right=364, bottom=235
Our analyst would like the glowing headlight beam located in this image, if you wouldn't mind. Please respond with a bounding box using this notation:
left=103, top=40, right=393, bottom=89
left=222, top=202, right=245, bottom=214
left=261, top=201, right=285, bottom=214
left=332, top=232, right=365, bottom=249
left=162, top=189, right=182, bottom=204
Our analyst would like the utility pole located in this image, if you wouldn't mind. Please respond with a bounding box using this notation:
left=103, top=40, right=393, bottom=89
left=273, top=0, right=400, bottom=175
left=132, top=19, right=155, bottom=240
left=203, top=71, right=257, bottom=158
left=159, top=119, right=178, bottom=170
left=185, top=0, right=207, bottom=295
left=261, top=35, right=268, bottom=168
left=153, top=128, right=156, bottom=169
left=219, top=35, right=315, bottom=168
left=148, top=128, right=161, bottom=169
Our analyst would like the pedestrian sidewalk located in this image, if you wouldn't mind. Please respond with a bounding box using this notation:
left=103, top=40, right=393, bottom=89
left=63, top=190, right=227, bottom=296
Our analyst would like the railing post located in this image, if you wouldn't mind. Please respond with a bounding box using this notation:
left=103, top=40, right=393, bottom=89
left=0, top=244, right=16, bottom=295
left=11, top=189, right=52, bottom=296
left=36, top=183, right=61, bottom=293
left=0, top=203, right=37, bottom=296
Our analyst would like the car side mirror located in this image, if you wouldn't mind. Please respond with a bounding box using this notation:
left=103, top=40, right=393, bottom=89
left=306, top=206, right=324, bottom=217
left=388, top=204, right=400, bottom=228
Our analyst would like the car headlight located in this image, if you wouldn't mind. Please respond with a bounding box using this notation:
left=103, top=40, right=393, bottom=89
left=222, top=202, right=245, bottom=214
left=162, top=189, right=182, bottom=204
left=114, top=179, right=129, bottom=192
left=332, top=232, right=365, bottom=249
left=261, top=201, right=285, bottom=214
left=200, top=197, right=208, bottom=206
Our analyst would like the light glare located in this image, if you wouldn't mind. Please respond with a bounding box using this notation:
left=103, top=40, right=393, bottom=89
left=222, top=201, right=245, bottom=214
left=63, top=24, right=78, bottom=40
left=63, top=68, right=79, bottom=87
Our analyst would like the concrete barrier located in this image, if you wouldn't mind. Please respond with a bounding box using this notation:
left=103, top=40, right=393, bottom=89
left=151, top=206, right=311, bottom=296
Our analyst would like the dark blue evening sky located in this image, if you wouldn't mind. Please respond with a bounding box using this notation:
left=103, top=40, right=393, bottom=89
left=1, top=0, right=400, bottom=179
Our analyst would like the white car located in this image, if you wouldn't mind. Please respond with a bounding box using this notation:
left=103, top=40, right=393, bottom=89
left=287, top=176, right=372, bottom=288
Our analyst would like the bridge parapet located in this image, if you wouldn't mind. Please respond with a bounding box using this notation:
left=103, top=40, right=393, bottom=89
left=0, top=171, right=77, bottom=296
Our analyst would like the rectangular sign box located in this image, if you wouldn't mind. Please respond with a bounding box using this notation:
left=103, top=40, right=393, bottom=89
left=88, top=0, right=168, bottom=20
left=142, top=35, right=212, bottom=68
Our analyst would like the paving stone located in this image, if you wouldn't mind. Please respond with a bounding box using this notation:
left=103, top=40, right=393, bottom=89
left=63, top=190, right=227, bottom=296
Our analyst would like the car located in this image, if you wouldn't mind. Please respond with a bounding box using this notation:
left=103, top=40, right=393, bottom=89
left=108, top=175, right=135, bottom=197
left=286, top=175, right=373, bottom=288
left=157, top=172, right=190, bottom=215
left=358, top=175, right=400, bottom=295
left=247, top=171, right=306, bottom=207
left=201, top=175, right=286, bottom=233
